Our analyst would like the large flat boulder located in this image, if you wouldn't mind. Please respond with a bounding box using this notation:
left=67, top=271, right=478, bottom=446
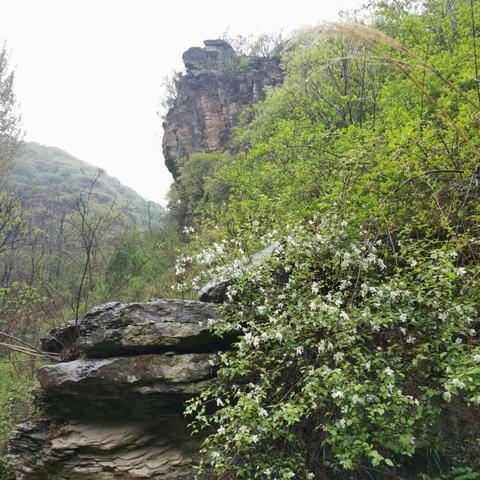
left=38, top=353, right=218, bottom=399
left=42, top=299, right=224, bottom=358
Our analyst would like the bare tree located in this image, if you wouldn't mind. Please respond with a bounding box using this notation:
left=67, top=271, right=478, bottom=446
left=62, top=172, right=131, bottom=322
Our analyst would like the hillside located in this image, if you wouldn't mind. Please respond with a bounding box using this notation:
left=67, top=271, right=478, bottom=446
left=7, top=142, right=164, bottom=229
left=0, top=141, right=173, bottom=334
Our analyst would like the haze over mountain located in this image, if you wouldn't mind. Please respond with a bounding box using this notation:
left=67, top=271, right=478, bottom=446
left=7, top=142, right=165, bottom=229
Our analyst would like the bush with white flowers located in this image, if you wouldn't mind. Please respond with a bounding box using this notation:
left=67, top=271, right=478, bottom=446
left=185, top=218, right=480, bottom=479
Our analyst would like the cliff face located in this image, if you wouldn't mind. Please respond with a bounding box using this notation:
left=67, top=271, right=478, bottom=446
left=8, top=299, right=228, bottom=480
left=162, top=39, right=283, bottom=178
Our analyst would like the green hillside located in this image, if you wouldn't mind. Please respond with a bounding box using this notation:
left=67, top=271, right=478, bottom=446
left=7, top=142, right=164, bottom=228
left=0, top=141, right=174, bottom=330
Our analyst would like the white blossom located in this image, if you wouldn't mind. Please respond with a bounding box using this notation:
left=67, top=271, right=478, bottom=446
left=244, top=332, right=254, bottom=344
left=384, top=366, right=394, bottom=377
left=334, top=352, right=345, bottom=364
left=452, top=378, right=465, bottom=389
left=332, top=390, right=344, bottom=399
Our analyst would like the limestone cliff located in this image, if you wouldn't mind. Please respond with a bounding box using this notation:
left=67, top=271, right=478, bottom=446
left=162, top=39, right=283, bottom=178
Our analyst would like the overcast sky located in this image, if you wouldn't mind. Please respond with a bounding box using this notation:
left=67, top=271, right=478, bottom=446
left=0, top=0, right=366, bottom=206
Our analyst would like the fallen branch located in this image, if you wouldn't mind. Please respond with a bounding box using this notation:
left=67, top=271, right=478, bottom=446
left=461, top=269, right=480, bottom=295
left=0, top=331, right=61, bottom=361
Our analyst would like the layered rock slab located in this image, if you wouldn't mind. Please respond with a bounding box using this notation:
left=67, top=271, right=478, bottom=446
left=38, top=353, right=217, bottom=398
left=9, top=417, right=198, bottom=479
left=9, top=299, right=225, bottom=479
left=42, top=299, right=223, bottom=357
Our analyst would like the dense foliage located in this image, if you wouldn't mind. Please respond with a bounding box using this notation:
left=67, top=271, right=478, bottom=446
left=186, top=221, right=480, bottom=478
left=167, top=0, right=480, bottom=478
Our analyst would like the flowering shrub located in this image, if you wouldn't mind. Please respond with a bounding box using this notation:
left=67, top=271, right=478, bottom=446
left=185, top=219, right=480, bottom=478
left=167, top=1, right=480, bottom=477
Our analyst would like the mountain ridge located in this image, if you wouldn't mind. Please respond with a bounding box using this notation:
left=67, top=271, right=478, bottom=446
left=7, top=141, right=164, bottom=228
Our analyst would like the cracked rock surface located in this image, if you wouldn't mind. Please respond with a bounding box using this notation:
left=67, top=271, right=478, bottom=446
left=162, top=39, right=283, bottom=179
left=8, top=299, right=226, bottom=479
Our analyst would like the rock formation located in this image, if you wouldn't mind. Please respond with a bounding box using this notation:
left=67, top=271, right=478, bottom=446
left=162, top=39, right=283, bottom=178
left=8, top=300, right=226, bottom=479
left=8, top=39, right=283, bottom=479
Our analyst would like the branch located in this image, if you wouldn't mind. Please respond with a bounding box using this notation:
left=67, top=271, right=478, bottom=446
left=0, top=331, right=61, bottom=361
left=460, top=269, right=480, bottom=296
left=0, top=342, right=60, bottom=361
left=393, top=169, right=464, bottom=193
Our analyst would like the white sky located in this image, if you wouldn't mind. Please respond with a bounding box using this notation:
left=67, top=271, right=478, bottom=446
left=0, top=0, right=366, bottom=206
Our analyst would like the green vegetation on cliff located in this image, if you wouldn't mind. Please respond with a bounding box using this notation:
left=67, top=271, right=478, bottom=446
left=167, top=0, right=480, bottom=478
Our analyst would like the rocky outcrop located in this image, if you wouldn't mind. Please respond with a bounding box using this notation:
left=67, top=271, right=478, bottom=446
left=8, top=299, right=226, bottom=479
left=162, top=39, right=283, bottom=178
left=42, top=299, right=226, bottom=358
